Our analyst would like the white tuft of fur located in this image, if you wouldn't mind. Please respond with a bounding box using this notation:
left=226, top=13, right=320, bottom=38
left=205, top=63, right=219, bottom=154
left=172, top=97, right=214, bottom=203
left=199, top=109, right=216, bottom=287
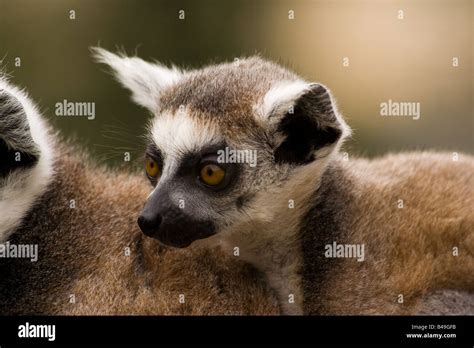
left=0, top=78, right=55, bottom=243
left=150, top=109, right=221, bottom=167
left=147, top=110, right=223, bottom=206
left=91, top=47, right=182, bottom=112
left=256, top=80, right=352, bottom=147
left=256, top=79, right=311, bottom=123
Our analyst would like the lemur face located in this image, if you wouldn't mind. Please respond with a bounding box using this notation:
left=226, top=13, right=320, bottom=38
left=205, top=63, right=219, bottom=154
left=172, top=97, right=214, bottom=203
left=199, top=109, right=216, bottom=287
left=94, top=49, right=350, bottom=248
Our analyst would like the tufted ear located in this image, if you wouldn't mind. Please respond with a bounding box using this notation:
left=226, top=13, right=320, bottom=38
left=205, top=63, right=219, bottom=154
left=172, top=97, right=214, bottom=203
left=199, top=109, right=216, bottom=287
left=0, top=89, right=40, bottom=176
left=258, top=80, right=351, bottom=165
left=91, top=47, right=182, bottom=112
left=0, top=77, right=54, bottom=243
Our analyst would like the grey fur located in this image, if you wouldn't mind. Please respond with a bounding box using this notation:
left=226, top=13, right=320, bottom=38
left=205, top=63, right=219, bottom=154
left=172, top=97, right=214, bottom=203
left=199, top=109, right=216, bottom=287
left=0, top=89, right=39, bottom=156
left=159, top=57, right=297, bottom=119
left=416, top=290, right=474, bottom=315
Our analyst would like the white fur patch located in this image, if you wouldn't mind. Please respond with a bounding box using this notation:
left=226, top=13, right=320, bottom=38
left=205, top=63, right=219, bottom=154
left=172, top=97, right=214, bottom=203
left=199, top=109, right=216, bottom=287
left=256, top=80, right=352, bottom=145
left=256, top=79, right=311, bottom=123
left=151, top=110, right=222, bottom=158
left=149, top=110, right=221, bottom=178
left=92, top=47, right=182, bottom=112
left=0, top=78, right=55, bottom=243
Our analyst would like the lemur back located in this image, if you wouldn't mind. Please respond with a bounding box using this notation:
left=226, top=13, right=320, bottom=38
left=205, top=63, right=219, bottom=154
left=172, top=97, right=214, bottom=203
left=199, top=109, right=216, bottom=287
left=301, top=155, right=474, bottom=314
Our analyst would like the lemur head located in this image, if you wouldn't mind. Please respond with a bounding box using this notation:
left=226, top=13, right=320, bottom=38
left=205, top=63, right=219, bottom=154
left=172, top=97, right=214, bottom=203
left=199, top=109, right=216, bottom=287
left=94, top=48, right=350, bottom=248
left=0, top=77, right=54, bottom=243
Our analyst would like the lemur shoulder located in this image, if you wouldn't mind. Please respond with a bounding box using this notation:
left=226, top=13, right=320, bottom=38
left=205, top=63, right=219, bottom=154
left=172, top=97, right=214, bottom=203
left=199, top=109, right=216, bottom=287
left=92, top=48, right=474, bottom=315
left=0, top=77, right=277, bottom=315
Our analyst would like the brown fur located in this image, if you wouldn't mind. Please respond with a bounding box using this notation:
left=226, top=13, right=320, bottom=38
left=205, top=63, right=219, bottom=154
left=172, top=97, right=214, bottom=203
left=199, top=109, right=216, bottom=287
left=0, top=143, right=278, bottom=315
left=2, top=147, right=471, bottom=315
left=2, top=53, right=472, bottom=315
left=301, top=152, right=474, bottom=314
left=159, top=57, right=298, bottom=140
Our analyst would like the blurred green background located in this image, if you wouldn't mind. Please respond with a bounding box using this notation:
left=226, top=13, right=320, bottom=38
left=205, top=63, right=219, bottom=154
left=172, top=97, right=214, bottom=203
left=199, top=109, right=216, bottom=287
left=1, top=0, right=472, bottom=166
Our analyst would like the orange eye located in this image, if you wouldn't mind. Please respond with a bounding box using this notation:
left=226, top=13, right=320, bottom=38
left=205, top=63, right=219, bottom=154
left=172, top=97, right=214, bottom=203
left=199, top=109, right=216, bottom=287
left=200, top=164, right=225, bottom=186
left=145, top=157, right=160, bottom=178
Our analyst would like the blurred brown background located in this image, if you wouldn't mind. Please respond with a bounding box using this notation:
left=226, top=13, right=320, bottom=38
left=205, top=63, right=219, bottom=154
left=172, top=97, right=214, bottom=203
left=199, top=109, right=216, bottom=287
left=1, top=0, right=472, bottom=165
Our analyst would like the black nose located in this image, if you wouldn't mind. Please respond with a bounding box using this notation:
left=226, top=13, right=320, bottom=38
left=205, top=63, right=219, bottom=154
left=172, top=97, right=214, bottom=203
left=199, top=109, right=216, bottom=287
left=137, top=213, right=162, bottom=237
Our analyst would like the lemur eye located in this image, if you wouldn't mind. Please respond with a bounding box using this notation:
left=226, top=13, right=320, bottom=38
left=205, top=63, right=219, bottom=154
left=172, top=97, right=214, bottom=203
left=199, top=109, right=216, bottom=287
left=200, top=164, right=225, bottom=186
left=145, top=156, right=160, bottom=179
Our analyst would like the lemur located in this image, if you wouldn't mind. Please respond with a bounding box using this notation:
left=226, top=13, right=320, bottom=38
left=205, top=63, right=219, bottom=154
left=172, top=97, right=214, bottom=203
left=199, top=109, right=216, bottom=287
left=92, top=48, right=474, bottom=315
left=0, top=76, right=277, bottom=315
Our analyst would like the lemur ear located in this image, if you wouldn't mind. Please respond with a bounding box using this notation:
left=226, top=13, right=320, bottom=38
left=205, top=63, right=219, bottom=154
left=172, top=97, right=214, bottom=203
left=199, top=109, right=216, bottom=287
left=0, top=77, right=54, bottom=242
left=258, top=81, right=351, bottom=165
left=0, top=87, right=43, bottom=176
left=91, top=47, right=182, bottom=111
